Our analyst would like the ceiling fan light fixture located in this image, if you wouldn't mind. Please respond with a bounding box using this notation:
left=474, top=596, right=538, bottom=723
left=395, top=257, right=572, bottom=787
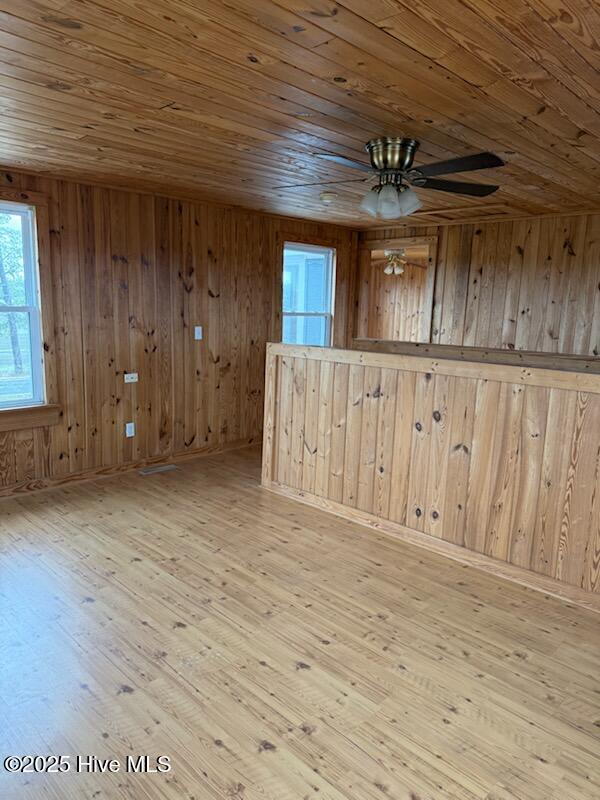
left=384, top=249, right=407, bottom=276
left=359, top=186, right=381, bottom=216
left=396, top=186, right=422, bottom=216
left=360, top=182, right=423, bottom=220
left=377, top=183, right=403, bottom=219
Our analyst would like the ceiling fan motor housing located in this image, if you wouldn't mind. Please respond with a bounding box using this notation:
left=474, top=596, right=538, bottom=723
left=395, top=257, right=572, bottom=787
left=365, top=137, right=419, bottom=172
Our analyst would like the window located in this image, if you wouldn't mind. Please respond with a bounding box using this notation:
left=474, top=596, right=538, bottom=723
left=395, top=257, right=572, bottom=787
left=0, top=202, right=44, bottom=409
left=282, top=243, right=335, bottom=346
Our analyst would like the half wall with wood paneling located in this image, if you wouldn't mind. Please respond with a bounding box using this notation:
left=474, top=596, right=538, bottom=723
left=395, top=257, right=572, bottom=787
left=358, top=213, right=600, bottom=356
left=0, top=170, right=357, bottom=494
left=263, top=344, right=600, bottom=596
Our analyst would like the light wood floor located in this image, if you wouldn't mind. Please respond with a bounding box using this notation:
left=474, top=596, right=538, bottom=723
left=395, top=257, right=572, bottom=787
left=0, top=446, right=598, bottom=800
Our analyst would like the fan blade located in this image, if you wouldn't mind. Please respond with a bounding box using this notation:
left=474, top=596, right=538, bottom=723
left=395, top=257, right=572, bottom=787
left=314, top=153, right=374, bottom=173
left=418, top=177, right=499, bottom=196
left=274, top=177, right=370, bottom=190
left=417, top=152, right=504, bottom=177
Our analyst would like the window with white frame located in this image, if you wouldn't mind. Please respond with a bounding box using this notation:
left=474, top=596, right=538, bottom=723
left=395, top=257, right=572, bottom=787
left=282, top=243, right=335, bottom=346
left=0, top=202, right=45, bottom=409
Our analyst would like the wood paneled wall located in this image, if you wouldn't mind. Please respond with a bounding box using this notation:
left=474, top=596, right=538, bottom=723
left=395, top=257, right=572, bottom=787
left=356, top=256, right=434, bottom=343
left=0, top=170, right=357, bottom=494
left=359, top=213, right=600, bottom=356
left=263, top=344, right=600, bottom=595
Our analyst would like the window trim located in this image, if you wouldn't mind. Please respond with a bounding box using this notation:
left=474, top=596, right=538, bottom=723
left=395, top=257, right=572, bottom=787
left=0, top=403, right=61, bottom=432
left=282, top=241, right=337, bottom=348
left=0, top=187, right=60, bottom=426
left=0, top=200, right=46, bottom=411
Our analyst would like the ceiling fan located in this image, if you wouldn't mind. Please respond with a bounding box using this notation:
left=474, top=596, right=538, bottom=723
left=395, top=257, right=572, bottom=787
left=372, top=249, right=424, bottom=276
left=315, top=138, right=504, bottom=219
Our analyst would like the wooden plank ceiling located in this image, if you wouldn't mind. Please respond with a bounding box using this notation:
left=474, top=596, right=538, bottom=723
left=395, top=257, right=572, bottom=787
left=1, top=0, right=599, bottom=226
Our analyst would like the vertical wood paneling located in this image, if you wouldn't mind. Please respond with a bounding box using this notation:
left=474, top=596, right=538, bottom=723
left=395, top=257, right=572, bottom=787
left=302, top=358, right=320, bottom=494
left=266, top=347, right=600, bottom=593
left=356, top=366, right=380, bottom=512
left=39, top=179, right=67, bottom=475
left=342, top=364, right=364, bottom=508
left=206, top=208, right=222, bottom=448
left=155, top=195, right=173, bottom=457
left=358, top=261, right=433, bottom=343
left=573, top=215, right=599, bottom=355
left=361, top=212, right=600, bottom=357
left=425, top=374, right=452, bottom=539
left=0, top=432, right=16, bottom=487
left=513, top=219, right=541, bottom=352
left=388, top=370, right=416, bottom=526
left=407, top=371, right=435, bottom=532
left=356, top=230, right=437, bottom=344
left=14, top=430, right=35, bottom=483
left=372, top=368, right=397, bottom=519
left=95, top=185, right=115, bottom=469
left=261, top=348, right=277, bottom=486
left=110, top=189, right=131, bottom=466
left=80, top=184, right=100, bottom=470
left=0, top=171, right=355, bottom=493
left=436, top=225, right=473, bottom=346
left=506, top=386, right=547, bottom=569
left=290, top=357, right=306, bottom=489
left=356, top=248, right=372, bottom=340
left=485, top=383, right=525, bottom=562
left=276, top=356, right=294, bottom=488
left=559, top=393, right=600, bottom=587
left=499, top=221, right=523, bottom=350
left=531, top=390, right=577, bottom=579
left=328, top=363, right=349, bottom=503
left=442, top=377, right=476, bottom=546
left=464, top=380, right=504, bottom=555
left=314, top=360, right=333, bottom=498
left=490, top=222, right=513, bottom=348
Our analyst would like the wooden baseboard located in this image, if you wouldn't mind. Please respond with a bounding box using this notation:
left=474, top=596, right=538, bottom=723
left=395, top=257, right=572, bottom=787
left=263, top=480, right=600, bottom=615
left=0, top=438, right=258, bottom=499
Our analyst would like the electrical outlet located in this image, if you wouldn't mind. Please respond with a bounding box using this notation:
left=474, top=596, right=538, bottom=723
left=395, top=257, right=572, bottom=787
left=124, top=372, right=138, bottom=383
left=194, top=325, right=203, bottom=340
left=125, top=422, right=135, bottom=438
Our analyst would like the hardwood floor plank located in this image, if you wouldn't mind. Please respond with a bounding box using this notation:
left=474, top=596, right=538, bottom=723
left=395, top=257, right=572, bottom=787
left=0, top=447, right=598, bottom=799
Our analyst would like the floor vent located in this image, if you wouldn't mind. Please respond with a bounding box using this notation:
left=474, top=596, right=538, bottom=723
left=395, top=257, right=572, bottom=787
left=138, top=464, right=178, bottom=476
